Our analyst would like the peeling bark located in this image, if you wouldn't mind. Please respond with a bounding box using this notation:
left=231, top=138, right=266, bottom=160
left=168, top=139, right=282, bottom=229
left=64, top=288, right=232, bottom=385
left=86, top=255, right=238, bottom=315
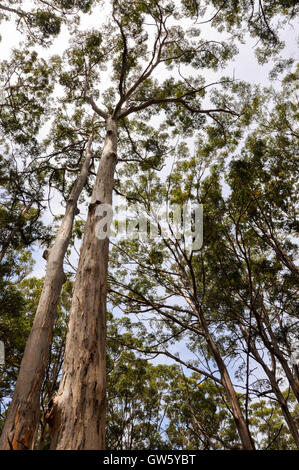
left=192, top=304, right=255, bottom=450
left=49, top=117, right=117, bottom=450
left=0, top=135, right=93, bottom=450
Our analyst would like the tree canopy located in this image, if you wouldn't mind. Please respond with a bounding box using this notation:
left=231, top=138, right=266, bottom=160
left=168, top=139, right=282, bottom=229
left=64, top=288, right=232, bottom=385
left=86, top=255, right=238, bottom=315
left=0, top=0, right=298, bottom=451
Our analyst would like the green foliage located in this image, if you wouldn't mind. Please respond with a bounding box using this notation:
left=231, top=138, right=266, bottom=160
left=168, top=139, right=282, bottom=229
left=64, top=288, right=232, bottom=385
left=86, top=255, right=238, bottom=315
left=0, top=0, right=298, bottom=451
left=31, top=11, right=62, bottom=38
left=108, top=67, right=299, bottom=449
left=0, top=1, right=99, bottom=45
left=182, top=0, right=298, bottom=60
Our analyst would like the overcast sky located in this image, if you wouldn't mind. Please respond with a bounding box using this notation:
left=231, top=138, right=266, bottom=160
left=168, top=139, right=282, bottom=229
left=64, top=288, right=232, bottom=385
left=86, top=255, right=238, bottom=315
left=1, top=1, right=298, bottom=386
left=0, top=2, right=298, bottom=280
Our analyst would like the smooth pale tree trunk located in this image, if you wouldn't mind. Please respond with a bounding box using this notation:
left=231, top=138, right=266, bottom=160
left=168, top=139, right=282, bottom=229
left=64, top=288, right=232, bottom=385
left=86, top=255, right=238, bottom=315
left=191, top=304, right=255, bottom=450
left=247, top=337, right=299, bottom=448
left=204, top=330, right=255, bottom=450
left=48, top=117, right=117, bottom=450
left=0, top=135, right=93, bottom=450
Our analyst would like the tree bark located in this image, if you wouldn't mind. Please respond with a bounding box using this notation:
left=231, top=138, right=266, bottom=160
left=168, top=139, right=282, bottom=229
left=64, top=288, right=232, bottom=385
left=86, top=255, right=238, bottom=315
left=48, top=117, right=117, bottom=450
left=0, top=135, right=93, bottom=450
left=193, top=305, right=255, bottom=450
left=204, top=330, right=255, bottom=450
left=247, top=336, right=299, bottom=448
left=262, top=315, right=299, bottom=403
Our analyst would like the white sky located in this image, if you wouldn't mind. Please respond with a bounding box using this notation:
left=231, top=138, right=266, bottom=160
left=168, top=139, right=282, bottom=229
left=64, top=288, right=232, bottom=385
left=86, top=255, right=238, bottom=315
left=0, top=1, right=297, bottom=393
left=0, top=2, right=297, bottom=278
left=0, top=2, right=298, bottom=278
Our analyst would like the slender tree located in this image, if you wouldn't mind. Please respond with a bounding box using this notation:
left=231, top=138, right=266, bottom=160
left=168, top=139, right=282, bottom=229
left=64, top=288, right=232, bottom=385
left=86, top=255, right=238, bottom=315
left=0, top=133, right=94, bottom=449
left=1, top=0, right=297, bottom=451
left=108, top=69, right=298, bottom=449
left=42, top=0, right=257, bottom=449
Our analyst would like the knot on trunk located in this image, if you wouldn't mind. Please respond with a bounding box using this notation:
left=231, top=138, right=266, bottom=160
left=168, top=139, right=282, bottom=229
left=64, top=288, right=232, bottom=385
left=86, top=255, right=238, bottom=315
left=42, top=248, right=50, bottom=261
left=106, top=118, right=117, bottom=135
left=89, top=200, right=102, bottom=212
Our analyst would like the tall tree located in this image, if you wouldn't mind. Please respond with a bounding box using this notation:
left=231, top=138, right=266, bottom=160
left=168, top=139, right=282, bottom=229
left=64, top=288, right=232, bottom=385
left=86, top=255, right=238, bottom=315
left=42, top=0, right=256, bottom=450
left=108, top=67, right=298, bottom=449
left=0, top=130, right=95, bottom=449
left=1, top=0, right=297, bottom=451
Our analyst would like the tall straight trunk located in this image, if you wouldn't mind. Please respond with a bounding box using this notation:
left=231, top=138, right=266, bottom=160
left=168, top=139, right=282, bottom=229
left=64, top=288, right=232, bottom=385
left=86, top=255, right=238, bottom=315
left=48, top=117, right=117, bottom=450
left=205, top=333, right=255, bottom=449
left=247, top=336, right=299, bottom=448
left=0, top=135, right=93, bottom=450
left=193, top=305, right=255, bottom=450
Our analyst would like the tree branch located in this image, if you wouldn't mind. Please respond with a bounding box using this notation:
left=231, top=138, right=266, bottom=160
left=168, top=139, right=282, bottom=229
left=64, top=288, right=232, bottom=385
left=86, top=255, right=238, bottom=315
left=119, top=95, right=239, bottom=119
left=85, top=95, right=108, bottom=120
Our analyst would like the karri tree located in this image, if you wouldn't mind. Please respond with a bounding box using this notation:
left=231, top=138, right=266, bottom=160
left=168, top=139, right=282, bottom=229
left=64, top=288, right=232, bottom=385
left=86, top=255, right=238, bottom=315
left=0, top=0, right=297, bottom=451
left=108, top=67, right=299, bottom=449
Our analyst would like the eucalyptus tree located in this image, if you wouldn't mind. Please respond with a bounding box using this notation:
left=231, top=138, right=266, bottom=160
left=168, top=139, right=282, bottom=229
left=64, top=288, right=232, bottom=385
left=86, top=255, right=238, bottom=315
left=109, top=152, right=258, bottom=449
left=108, top=69, right=298, bottom=448
left=0, top=48, right=99, bottom=449
left=107, top=314, right=246, bottom=450
left=219, top=69, right=299, bottom=444
left=39, top=0, right=261, bottom=450
left=0, top=131, right=95, bottom=450
left=1, top=0, right=297, bottom=451
left=224, top=66, right=299, bottom=391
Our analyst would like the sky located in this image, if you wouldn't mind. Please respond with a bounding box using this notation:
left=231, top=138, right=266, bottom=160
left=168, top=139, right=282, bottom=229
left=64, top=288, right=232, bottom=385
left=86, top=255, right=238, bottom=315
left=0, top=1, right=298, bottom=381
left=0, top=3, right=296, bottom=279
left=0, top=1, right=297, bottom=291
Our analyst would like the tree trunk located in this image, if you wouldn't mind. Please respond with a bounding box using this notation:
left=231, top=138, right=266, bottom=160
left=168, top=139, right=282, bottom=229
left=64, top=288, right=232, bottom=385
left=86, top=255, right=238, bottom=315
left=243, top=331, right=299, bottom=448
left=0, top=135, right=93, bottom=450
left=48, top=117, right=117, bottom=450
left=194, top=305, right=255, bottom=450
left=262, top=317, right=299, bottom=404
left=205, top=332, right=255, bottom=450
left=253, top=308, right=299, bottom=403
left=267, top=376, right=299, bottom=448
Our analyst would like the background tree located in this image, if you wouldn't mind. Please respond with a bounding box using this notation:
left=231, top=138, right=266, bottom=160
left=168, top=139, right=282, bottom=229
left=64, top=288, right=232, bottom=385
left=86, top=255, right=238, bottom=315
left=0, top=128, right=97, bottom=449
left=108, top=66, right=299, bottom=449
left=0, top=0, right=297, bottom=451
left=0, top=276, right=72, bottom=445
left=44, top=0, right=254, bottom=450
left=0, top=0, right=97, bottom=45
